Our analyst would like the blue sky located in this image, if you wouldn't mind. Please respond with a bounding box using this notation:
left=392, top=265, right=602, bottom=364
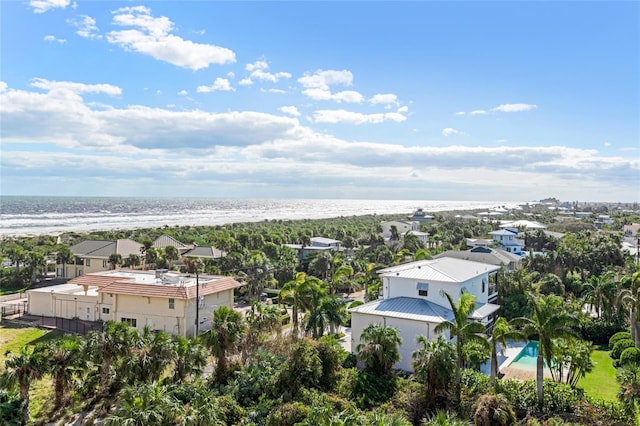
left=1, top=1, right=638, bottom=201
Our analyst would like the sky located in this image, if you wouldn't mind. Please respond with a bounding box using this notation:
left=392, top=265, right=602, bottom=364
left=0, top=1, right=639, bottom=202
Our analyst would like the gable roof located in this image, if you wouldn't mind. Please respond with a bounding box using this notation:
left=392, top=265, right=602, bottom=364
left=70, top=239, right=143, bottom=259
left=153, top=235, right=190, bottom=250
left=489, top=229, right=519, bottom=237
left=182, top=245, right=225, bottom=259
left=349, top=297, right=454, bottom=323
left=433, top=247, right=521, bottom=267
left=378, top=257, right=500, bottom=283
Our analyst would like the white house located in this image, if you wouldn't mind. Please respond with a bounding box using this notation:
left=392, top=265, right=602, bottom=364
left=349, top=257, right=500, bottom=372
left=488, top=228, right=524, bottom=255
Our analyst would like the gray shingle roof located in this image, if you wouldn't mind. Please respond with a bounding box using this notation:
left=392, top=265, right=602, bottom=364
left=433, top=248, right=521, bottom=267
left=70, top=239, right=143, bottom=259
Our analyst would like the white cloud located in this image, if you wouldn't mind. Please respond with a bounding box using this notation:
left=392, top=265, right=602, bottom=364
left=470, top=110, right=488, bottom=115
left=30, top=78, right=122, bottom=96
left=312, top=109, right=407, bottom=124
left=197, top=78, right=235, bottom=93
left=243, top=60, right=291, bottom=84
left=106, top=6, right=236, bottom=70
left=302, top=88, right=363, bottom=103
left=43, top=35, right=67, bottom=43
left=2, top=81, right=636, bottom=201
left=454, top=111, right=465, bottom=116
left=30, top=0, right=70, bottom=13
left=442, top=128, right=465, bottom=137
left=68, top=15, right=101, bottom=39
left=280, top=106, right=300, bottom=116
left=178, top=90, right=188, bottom=96
left=238, top=78, right=253, bottom=86
left=298, top=70, right=354, bottom=90
left=262, top=88, right=286, bottom=94
left=604, top=142, right=611, bottom=147
left=369, top=93, right=398, bottom=106
left=398, top=106, right=409, bottom=113
left=491, top=103, right=537, bottom=112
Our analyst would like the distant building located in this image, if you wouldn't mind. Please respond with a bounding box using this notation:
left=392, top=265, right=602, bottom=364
left=488, top=228, right=524, bottom=255
left=63, top=239, right=144, bottom=278
left=27, top=269, right=243, bottom=337
left=595, top=215, right=614, bottom=229
left=381, top=220, right=421, bottom=240
left=283, top=237, right=342, bottom=260
left=408, top=208, right=434, bottom=223
left=434, top=247, right=523, bottom=271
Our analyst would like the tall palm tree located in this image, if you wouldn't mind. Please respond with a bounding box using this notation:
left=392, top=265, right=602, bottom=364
left=105, top=382, right=183, bottom=426
left=108, top=253, right=122, bottom=270
left=512, top=294, right=579, bottom=406
left=305, top=296, right=347, bottom=338
left=42, top=334, right=85, bottom=409
left=163, top=245, right=179, bottom=268
left=200, top=305, right=246, bottom=383
left=489, top=317, right=525, bottom=384
left=56, top=245, right=73, bottom=279
left=280, top=272, right=326, bottom=338
left=617, top=270, right=640, bottom=347
left=434, top=291, right=489, bottom=395
left=0, top=346, right=47, bottom=423
left=356, top=323, right=402, bottom=379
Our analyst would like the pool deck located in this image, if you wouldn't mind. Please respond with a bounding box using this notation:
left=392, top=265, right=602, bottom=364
left=496, top=340, right=552, bottom=381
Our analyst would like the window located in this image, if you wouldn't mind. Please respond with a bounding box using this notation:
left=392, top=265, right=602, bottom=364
left=121, top=317, right=137, bottom=327
left=168, top=298, right=175, bottom=309
left=102, top=307, right=110, bottom=314
left=102, top=260, right=108, bottom=268
left=85, top=259, right=91, bottom=267
left=482, top=280, right=486, bottom=293
left=416, top=282, right=429, bottom=297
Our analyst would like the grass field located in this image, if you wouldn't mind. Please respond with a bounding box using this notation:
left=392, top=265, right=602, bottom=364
left=578, top=348, right=619, bottom=402
left=0, top=323, right=63, bottom=364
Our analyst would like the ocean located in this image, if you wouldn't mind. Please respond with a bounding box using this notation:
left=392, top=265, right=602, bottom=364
left=0, top=196, right=521, bottom=237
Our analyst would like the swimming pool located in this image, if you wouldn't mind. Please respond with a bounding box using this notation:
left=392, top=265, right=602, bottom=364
left=508, top=341, right=548, bottom=371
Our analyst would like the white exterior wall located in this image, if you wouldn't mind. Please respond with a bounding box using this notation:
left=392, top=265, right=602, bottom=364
left=381, top=274, right=489, bottom=309
left=183, top=289, right=235, bottom=337
left=381, top=221, right=420, bottom=239
left=28, top=288, right=99, bottom=320
left=115, top=294, right=186, bottom=336
left=350, top=311, right=446, bottom=372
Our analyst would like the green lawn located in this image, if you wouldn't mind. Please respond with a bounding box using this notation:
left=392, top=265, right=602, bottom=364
left=0, top=324, right=63, bottom=364
left=578, top=349, right=619, bottom=402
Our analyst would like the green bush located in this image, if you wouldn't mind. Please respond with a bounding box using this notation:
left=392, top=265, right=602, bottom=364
left=348, top=300, right=364, bottom=309
left=619, top=347, right=640, bottom=366
left=609, top=331, right=632, bottom=350
left=611, top=339, right=635, bottom=360
left=580, top=319, right=627, bottom=346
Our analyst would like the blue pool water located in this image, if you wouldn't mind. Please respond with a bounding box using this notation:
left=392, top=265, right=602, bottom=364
left=508, top=341, right=547, bottom=371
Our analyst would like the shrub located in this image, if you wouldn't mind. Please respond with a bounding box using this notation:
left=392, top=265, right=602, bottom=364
left=609, top=331, right=632, bottom=350
left=580, top=319, right=627, bottom=346
left=348, top=300, right=364, bottom=309
left=619, top=347, right=640, bottom=366
left=611, top=339, right=635, bottom=360
left=265, top=402, right=310, bottom=426
left=473, top=393, right=516, bottom=426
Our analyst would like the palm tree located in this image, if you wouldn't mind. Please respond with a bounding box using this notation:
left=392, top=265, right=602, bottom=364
left=5, top=244, right=26, bottom=283
left=55, top=245, right=73, bottom=278
left=280, top=272, right=326, bottom=338
left=434, top=291, right=489, bottom=396
left=489, top=317, right=525, bottom=384
left=131, top=327, right=176, bottom=384
left=0, top=346, right=47, bottom=423
left=412, top=335, right=456, bottom=402
left=616, top=363, right=640, bottom=417
left=105, top=382, right=183, bottom=426
left=25, top=250, right=46, bottom=286
left=356, top=323, right=402, bottom=379
left=87, top=320, right=141, bottom=394
left=163, top=245, right=179, bottom=268
left=305, top=296, right=347, bottom=338
left=512, top=294, right=579, bottom=406
left=200, top=305, right=246, bottom=383
left=617, top=270, right=640, bottom=347
left=108, top=253, right=122, bottom=270
left=124, top=253, right=141, bottom=269
left=42, top=334, right=85, bottom=409
left=171, top=336, right=208, bottom=383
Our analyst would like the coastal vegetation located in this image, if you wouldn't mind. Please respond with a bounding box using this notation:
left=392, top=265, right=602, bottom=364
left=1, top=205, right=640, bottom=424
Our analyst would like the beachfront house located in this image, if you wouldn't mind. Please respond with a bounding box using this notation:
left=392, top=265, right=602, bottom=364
left=349, top=257, right=500, bottom=372
left=27, top=269, right=243, bottom=337
left=62, top=239, right=144, bottom=278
